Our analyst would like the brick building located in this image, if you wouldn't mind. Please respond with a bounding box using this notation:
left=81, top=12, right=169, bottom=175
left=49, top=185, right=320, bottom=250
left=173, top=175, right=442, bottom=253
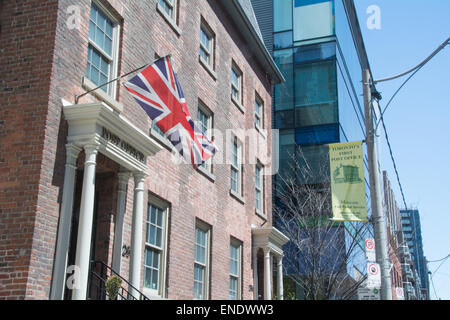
left=0, top=0, right=288, bottom=300
left=382, top=171, right=404, bottom=300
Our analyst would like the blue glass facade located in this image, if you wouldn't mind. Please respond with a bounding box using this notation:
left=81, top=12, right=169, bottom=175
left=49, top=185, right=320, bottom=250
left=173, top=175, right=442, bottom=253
left=400, top=209, right=429, bottom=299
left=272, top=0, right=370, bottom=191
left=269, top=0, right=374, bottom=296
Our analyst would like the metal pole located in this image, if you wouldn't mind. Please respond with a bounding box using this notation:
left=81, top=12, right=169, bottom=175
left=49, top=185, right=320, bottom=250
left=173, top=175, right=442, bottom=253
left=363, top=69, right=392, bottom=300
left=74, top=55, right=171, bottom=104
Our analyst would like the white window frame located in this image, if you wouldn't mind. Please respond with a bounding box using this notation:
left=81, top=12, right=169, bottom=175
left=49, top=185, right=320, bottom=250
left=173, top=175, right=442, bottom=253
left=199, top=21, right=215, bottom=70
left=231, top=63, right=243, bottom=105
left=230, top=135, right=243, bottom=197
left=255, top=162, right=264, bottom=214
left=197, top=102, right=214, bottom=175
left=158, top=0, right=177, bottom=21
left=143, top=196, right=170, bottom=298
left=86, top=0, right=120, bottom=98
left=194, top=220, right=211, bottom=300
left=229, top=239, right=242, bottom=300
left=254, top=93, right=264, bottom=130
left=156, top=0, right=181, bottom=35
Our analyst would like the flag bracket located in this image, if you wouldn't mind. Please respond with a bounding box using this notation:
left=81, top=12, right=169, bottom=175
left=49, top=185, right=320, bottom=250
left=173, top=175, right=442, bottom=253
left=74, top=55, right=171, bottom=104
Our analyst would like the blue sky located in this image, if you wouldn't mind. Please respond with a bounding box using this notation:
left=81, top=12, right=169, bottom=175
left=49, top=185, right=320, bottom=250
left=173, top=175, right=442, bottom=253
left=353, top=0, right=450, bottom=300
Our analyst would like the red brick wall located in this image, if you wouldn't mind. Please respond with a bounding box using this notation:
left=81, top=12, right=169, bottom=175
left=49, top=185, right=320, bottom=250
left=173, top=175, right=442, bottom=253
left=1, top=0, right=274, bottom=300
left=0, top=0, right=59, bottom=300
left=388, top=226, right=403, bottom=300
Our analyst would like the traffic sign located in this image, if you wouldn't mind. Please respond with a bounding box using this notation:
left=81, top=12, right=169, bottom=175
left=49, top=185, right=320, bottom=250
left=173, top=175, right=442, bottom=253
left=365, top=238, right=375, bottom=250
left=365, top=238, right=376, bottom=262
left=366, top=263, right=381, bottom=288
left=396, top=287, right=405, bottom=300
left=357, top=287, right=380, bottom=300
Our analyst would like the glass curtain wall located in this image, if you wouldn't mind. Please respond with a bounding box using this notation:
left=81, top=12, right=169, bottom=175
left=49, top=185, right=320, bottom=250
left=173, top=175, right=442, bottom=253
left=272, top=0, right=374, bottom=298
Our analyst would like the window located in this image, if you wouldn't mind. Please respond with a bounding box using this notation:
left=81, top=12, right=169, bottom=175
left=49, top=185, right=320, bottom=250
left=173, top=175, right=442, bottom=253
left=230, top=136, right=243, bottom=196
left=293, top=0, right=334, bottom=42
left=294, top=60, right=337, bottom=108
left=273, top=0, right=293, bottom=32
left=274, top=31, right=293, bottom=50
left=231, top=63, right=243, bottom=105
left=200, top=21, right=215, bottom=69
left=274, top=49, right=294, bottom=111
left=194, top=222, right=210, bottom=300
left=254, top=94, right=264, bottom=129
left=295, top=124, right=339, bottom=146
left=86, top=2, right=119, bottom=95
left=197, top=102, right=213, bottom=174
left=229, top=240, right=242, bottom=300
left=144, top=200, right=169, bottom=296
left=255, top=162, right=264, bottom=213
left=158, top=0, right=177, bottom=21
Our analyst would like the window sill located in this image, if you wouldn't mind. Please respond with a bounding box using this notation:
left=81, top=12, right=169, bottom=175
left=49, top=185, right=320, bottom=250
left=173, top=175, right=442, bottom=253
left=82, top=76, right=123, bottom=113
left=157, top=3, right=181, bottom=36
left=142, top=288, right=168, bottom=300
left=150, top=127, right=174, bottom=152
left=255, top=124, right=267, bottom=139
left=230, top=189, right=245, bottom=205
left=231, top=97, right=245, bottom=114
left=256, top=209, right=267, bottom=221
left=197, top=165, right=216, bottom=183
left=199, top=57, right=217, bottom=81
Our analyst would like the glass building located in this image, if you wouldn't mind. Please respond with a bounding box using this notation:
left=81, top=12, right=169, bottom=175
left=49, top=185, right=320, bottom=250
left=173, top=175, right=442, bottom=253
left=252, top=0, right=376, bottom=298
left=400, top=209, right=430, bottom=300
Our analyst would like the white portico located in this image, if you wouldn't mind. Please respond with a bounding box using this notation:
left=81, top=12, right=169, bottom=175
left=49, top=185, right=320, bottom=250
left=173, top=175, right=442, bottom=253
left=50, top=101, right=162, bottom=300
left=252, top=227, right=289, bottom=300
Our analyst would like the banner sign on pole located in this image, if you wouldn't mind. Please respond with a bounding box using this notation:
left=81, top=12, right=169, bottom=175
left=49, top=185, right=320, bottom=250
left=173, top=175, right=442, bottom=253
left=329, top=141, right=368, bottom=222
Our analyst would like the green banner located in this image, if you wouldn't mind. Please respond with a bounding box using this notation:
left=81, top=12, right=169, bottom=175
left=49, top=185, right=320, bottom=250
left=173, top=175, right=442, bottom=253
left=329, top=141, right=368, bottom=222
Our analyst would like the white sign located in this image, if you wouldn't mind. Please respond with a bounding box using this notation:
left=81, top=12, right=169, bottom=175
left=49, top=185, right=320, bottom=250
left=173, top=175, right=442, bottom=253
left=357, top=287, right=380, bottom=300
left=366, top=263, right=381, bottom=288
left=396, top=287, right=405, bottom=300
left=365, top=238, right=376, bottom=262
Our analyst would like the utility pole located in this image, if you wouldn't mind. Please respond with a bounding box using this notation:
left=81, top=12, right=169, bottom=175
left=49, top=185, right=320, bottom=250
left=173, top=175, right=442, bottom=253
left=363, top=69, right=393, bottom=300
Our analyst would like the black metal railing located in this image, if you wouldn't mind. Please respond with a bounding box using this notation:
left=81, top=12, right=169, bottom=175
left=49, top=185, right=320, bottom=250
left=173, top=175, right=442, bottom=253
left=88, top=260, right=150, bottom=300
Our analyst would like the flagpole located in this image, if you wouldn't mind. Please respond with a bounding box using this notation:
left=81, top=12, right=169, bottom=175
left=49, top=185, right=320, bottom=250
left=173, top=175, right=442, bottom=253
left=74, top=54, right=171, bottom=104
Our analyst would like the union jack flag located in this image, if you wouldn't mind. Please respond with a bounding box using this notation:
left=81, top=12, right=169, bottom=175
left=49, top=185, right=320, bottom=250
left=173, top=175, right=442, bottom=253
left=124, top=56, right=218, bottom=167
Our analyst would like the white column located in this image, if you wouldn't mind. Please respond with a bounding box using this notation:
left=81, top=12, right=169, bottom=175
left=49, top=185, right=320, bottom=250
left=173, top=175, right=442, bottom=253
left=111, top=171, right=130, bottom=275
left=129, top=172, right=147, bottom=297
left=277, top=256, right=284, bottom=300
left=72, top=143, right=99, bottom=300
left=252, top=247, right=259, bottom=300
left=50, top=144, right=81, bottom=300
left=264, top=247, right=272, bottom=300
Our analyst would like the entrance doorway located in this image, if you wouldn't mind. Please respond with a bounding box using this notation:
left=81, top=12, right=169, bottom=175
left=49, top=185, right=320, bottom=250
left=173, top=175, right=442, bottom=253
left=64, top=154, right=120, bottom=300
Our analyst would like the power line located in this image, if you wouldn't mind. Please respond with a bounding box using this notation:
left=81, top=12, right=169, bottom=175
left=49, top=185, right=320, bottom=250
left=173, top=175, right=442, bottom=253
left=428, top=255, right=450, bottom=300
left=374, top=37, right=450, bottom=84
left=432, top=255, right=450, bottom=276
left=374, top=102, right=409, bottom=212
left=427, top=254, right=450, bottom=263
left=372, top=37, right=450, bottom=213
left=429, top=273, right=439, bottom=300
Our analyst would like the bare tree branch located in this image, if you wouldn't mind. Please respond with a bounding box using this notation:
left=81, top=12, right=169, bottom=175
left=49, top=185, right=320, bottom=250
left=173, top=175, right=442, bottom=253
left=275, top=146, right=369, bottom=300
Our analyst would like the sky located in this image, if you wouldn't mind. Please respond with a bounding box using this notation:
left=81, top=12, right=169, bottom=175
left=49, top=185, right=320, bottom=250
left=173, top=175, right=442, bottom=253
left=353, top=0, right=450, bottom=300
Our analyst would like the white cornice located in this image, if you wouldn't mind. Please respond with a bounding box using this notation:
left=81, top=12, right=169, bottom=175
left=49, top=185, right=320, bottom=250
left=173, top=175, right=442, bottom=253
left=62, top=100, right=163, bottom=173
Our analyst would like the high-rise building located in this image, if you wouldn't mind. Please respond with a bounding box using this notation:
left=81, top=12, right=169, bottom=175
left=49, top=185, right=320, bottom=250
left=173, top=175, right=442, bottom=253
left=253, top=0, right=376, bottom=299
left=400, top=208, right=430, bottom=300
left=0, top=0, right=289, bottom=300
